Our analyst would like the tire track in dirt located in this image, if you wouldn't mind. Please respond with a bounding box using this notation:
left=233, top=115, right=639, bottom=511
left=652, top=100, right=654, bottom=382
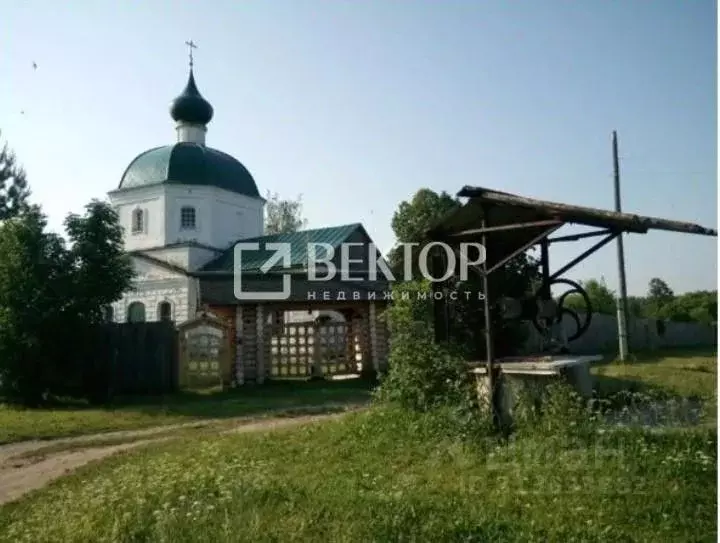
left=0, top=407, right=363, bottom=506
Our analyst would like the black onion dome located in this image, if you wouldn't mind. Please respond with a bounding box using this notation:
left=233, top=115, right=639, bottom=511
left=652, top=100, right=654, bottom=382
left=170, top=70, right=214, bottom=125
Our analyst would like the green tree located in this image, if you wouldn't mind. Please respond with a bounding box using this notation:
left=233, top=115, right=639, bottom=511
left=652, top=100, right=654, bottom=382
left=646, top=277, right=675, bottom=318
left=387, top=188, right=459, bottom=274
left=659, top=290, right=717, bottom=325
left=648, top=277, right=674, bottom=303
left=264, top=192, right=307, bottom=235
left=391, top=189, right=459, bottom=243
left=387, top=188, right=538, bottom=358
left=0, top=209, right=70, bottom=404
left=626, top=295, right=648, bottom=318
left=64, top=200, right=135, bottom=324
left=563, top=278, right=617, bottom=315
left=0, top=131, right=31, bottom=220
left=0, top=202, right=134, bottom=405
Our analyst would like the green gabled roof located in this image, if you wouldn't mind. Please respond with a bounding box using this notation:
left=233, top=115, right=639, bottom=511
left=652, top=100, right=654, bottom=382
left=200, top=223, right=366, bottom=273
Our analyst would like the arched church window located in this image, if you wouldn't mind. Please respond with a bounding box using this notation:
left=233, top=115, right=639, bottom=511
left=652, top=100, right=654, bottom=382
left=131, top=208, right=145, bottom=234
left=127, top=302, right=146, bottom=323
left=158, top=301, right=173, bottom=322
left=180, top=206, right=196, bottom=230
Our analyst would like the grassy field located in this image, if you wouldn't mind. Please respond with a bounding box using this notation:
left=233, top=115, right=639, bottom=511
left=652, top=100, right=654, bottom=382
left=593, top=347, right=717, bottom=399
left=0, top=406, right=715, bottom=542
left=0, top=348, right=715, bottom=541
left=0, top=379, right=373, bottom=444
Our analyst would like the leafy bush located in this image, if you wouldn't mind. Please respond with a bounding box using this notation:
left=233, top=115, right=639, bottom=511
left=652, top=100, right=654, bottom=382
left=510, top=380, right=603, bottom=447
left=373, top=281, right=490, bottom=436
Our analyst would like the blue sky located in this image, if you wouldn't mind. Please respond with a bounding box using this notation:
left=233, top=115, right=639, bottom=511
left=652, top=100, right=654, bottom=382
left=1, top=1, right=717, bottom=296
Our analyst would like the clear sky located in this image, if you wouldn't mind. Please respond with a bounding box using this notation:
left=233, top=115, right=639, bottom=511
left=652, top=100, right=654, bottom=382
left=1, top=1, right=717, bottom=296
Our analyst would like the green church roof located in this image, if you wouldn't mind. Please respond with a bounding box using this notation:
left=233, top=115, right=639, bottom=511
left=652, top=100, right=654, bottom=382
left=201, top=223, right=365, bottom=273
left=116, top=142, right=261, bottom=198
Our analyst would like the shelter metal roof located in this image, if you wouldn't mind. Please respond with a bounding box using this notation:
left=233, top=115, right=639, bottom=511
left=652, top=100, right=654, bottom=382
left=427, top=185, right=716, bottom=271
left=432, top=185, right=717, bottom=238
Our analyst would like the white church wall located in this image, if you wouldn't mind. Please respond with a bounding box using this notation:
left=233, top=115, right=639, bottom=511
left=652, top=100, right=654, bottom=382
left=165, top=186, right=214, bottom=247
left=111, top=257, right=193, bottom=323
left=212, top=193, right=264, bottom=246
left=164, top=186, right=264, bottom=250
left=143, top=245, right=221, bottom=271
left=132, top=256, right=184, bottom=280
left=109, top=186, right=165, bottom=251
left=187, top=246, right=222, bottom=271
left=111, top=184, right=264, bottom=260
left=113, top=279, right=192, bottom=323
left=113, top=280, right=191, bottom=323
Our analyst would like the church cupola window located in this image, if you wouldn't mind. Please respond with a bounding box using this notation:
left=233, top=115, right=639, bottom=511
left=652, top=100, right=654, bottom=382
left=158, top=301, right=173, bottom=322
left=131, top=208, right=145, bottom=235
left=127, top=302, right=146, bottom=323
left=180, top=206, right=197, bottom=230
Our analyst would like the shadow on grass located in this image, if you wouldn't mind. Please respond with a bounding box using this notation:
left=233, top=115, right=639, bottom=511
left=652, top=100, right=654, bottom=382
left=590, top=368, right=717, bottom=429
left=593, top=374, right=655, bottom=397
left=110, top=378, right=377, bottom=419
left=2, top=378, right=377, bottom=421
left=594, top=345, right=717, bottom=367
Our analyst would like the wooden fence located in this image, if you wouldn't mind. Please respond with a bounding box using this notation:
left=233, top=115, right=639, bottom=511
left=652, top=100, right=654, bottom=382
left=82, top=322, right=178, bottom=400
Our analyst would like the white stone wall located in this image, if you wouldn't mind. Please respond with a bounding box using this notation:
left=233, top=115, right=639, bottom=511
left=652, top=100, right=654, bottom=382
left=143, top=245, right=221, bottom=272
left=109, top=185, right=165, bottom=251
left=114, top=281, right=190, bottom=323
left=111, top=256, right=193, bottom=324
left=109, top=185, right=265, bottom=255
left=164, top=185, right=264, bottom=249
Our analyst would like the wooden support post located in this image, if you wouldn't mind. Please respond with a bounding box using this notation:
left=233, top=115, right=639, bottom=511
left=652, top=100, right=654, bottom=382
left=538, top=238, right=554, bottom=351
left=480, top=217, right=500, bottom=429
left=540, top=239, right=550, bottom=299
left=374, top=306, right=389, bottom=374
left=368, top=301, right=379, bottom=377
left=235, top=306, right=244, bottom=385
left=256, top=304, right=265, bottom=384
left=311, top=322, right=323, bottom=379
left=359, top=306, right=372, bottom=376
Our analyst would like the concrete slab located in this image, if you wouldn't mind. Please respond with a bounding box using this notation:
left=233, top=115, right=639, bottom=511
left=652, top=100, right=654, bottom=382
left=469, top=354, right=602, bottom=427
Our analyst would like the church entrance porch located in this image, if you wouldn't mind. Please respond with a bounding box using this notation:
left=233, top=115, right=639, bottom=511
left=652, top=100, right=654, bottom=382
left=266, top=310, right=365, bottom=380
left=205, top=300, right=389, bottom=386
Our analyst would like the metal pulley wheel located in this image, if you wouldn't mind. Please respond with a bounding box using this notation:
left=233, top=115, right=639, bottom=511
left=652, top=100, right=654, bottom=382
left=532, top=278, right=593, bottom=342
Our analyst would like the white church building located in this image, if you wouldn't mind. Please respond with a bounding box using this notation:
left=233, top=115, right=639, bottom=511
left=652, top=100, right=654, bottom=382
left=107, top=65, right=265, bottom=324
left=106, top=64, right=388, bottom=332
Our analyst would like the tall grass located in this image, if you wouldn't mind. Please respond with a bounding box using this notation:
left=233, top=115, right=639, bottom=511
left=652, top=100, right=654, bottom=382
left=0, top=394, right=715, bottom=542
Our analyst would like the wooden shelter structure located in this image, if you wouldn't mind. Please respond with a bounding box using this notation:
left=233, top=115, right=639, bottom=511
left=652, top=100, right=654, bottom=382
left=427, top=185, right=717, bottom=425
left=190, top=223, right=392, bottom=386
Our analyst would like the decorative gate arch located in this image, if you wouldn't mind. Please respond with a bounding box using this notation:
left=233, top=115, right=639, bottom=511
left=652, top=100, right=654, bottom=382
left=178, top=313, right=232, bottom=389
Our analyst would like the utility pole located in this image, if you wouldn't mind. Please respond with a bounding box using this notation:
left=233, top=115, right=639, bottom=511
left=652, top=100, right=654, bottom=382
left=612, top=130, right=630, bottom=361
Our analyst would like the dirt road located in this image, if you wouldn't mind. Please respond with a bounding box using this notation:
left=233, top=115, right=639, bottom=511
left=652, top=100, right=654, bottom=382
left=0, top=408, right=359, bottom=506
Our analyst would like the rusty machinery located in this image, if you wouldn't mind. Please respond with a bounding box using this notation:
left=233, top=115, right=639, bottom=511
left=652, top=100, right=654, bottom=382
left=428, top=186, right=717, bottom=357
